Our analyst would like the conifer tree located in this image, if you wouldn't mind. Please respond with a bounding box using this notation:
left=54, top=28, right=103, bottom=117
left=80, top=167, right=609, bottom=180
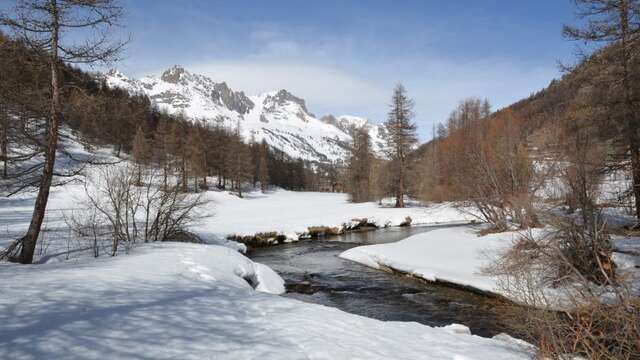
left=258, top=140, right=270, bottom=192
left=383, top=83, right=418, bottom=208
left=229, top=122, right=252, bottom=197
left=348, top=127, right=373, bottom=202
left=132, top=125, right=151, bottom=185
left=187, top=125, right=207, bottom=192
left=168, top=120, right=188, bottom=192
left=153, top=118, right=171, bottom=188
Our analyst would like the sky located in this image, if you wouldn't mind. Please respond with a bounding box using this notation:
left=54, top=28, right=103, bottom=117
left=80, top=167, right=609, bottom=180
left=4, top=0, right=582, bottom=140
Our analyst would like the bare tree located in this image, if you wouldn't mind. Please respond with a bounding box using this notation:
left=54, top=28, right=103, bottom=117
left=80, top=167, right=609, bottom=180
left=347, top=127, right=373, bottom=202
left=384, top=83, right=418, bottom=208
left=229, top=121, right=252, bottom=197
left=132, top=124, right=151, bottom=185
left=84, top=164, right=205, bottom=255
left=258, top=139, right=269, bottom=192
left=0, top=0, right=125, bottom=263
left=564, top=0, right=640, bottom=222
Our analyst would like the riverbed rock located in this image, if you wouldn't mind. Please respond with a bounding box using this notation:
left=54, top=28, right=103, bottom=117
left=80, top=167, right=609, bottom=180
left=399, top=216, right=412, bottom=227
left=307, top=226, right=342, bottom=238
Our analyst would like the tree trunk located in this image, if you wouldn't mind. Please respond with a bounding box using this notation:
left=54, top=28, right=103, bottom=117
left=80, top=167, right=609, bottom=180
left=629, top=133, right=640, bottom=220
left=1, top=102, right=7, bottom=178
left=181, top=155, right=187, bottom=192
left=18, top=0, right=60, bottom=264
left=396, top=157, right=405, bottom=208
left=163, top=164, right=168, bottom=189
left=619, top=4, right=640, bottom=222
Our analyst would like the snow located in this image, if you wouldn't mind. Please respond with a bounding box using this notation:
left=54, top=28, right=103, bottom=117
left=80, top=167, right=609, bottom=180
left=339, top=226, right=516, bottom=295
left=0, top=241, right=533, bottom=359
left=339, top=225, right=640, bottom=309
left=194, top=189, right=477, bottom=242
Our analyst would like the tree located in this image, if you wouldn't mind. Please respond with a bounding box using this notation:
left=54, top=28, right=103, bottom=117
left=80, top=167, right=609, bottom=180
left=564, top=0, right=640, bottom=222
left=229, top=122, right=252, bottom=197
left=187, top=125, right=207, bottom=191
left=258, top=140, right=269, bottom=192
left=0, top=0, right=125, bottom=264
left=347, top=127, right=373, bottom=202
left=132, top=125, right=151, bottom=185
left=152, top=118, right=171, bottom=188
left=168, top=120, right=188, bottom=192
left=383, top=83, right=418, bottom=208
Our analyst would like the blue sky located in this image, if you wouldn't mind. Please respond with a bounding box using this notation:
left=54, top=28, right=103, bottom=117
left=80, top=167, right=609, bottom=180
left=6, top=0, right=582, bottom=140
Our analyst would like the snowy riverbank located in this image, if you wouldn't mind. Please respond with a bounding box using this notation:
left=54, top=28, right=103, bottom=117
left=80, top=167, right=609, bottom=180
left=194, top=189, right=477, bottom=243
left=0, top=242, right=534, bottom=359
left=339, top=225, right=640, bottom=308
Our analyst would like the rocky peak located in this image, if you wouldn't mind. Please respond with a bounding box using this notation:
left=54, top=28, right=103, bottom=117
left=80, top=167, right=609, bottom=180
left=320, top=114, right=338, bottom=126
left=268, top=89, right=308, bottom=113
left=161, top=65, right=187, bottom=84
left=211, top=82, right=254, bottom=115
left=106, top=69, right=125, bottom=78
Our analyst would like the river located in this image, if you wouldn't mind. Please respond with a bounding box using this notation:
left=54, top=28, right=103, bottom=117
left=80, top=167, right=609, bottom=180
left=249, top=225, right=513, bottom=338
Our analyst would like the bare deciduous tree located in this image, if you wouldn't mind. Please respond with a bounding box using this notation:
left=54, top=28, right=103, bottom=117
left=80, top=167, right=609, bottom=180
left=0, top=0, right=126, bottom=263
left=564, top=0, right=640, bottom=222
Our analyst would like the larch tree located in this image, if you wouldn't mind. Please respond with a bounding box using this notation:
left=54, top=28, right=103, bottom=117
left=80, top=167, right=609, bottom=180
left=258, top=139, right=269, bottom=192
left=0, top=0, right=125, bottom=263
left=187, top=125, right=207, bottom=192
left=168, top=120, right=188, bottom=192
left=229, top=122, right=252, bottom=197
left=347, top=127, right=373, bottom=202
left=132, top=125, right=151, bottom=185
left=153, top=118, right=170, bottom=188
left=564, top=0, right=640, bottom=222
left=383, top=83, right=418, bottom=208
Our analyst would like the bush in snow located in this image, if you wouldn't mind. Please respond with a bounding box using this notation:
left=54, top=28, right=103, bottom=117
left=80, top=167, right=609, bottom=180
left=80, top=164, right=206, bottom=255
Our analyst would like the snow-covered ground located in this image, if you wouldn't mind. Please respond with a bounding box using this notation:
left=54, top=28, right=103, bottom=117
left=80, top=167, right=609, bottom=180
left=340, top=225, right=640, bottom=309
left=195, top=189, right=476, bottom=243
left=0, top=241, right=534, bottom=359
left=0, top=158, right=536, bottom=359
left=340, top=226, right=512, bottom=295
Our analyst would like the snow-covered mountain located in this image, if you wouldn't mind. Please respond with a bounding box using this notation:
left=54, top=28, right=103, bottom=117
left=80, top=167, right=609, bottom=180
left=102, top=66, right=385, bottom=162
left=320, top=114, right=388, bottom=155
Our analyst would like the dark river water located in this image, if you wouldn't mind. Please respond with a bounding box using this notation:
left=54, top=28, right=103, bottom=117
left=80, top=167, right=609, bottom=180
left=249, top=225, right=513, bottom=338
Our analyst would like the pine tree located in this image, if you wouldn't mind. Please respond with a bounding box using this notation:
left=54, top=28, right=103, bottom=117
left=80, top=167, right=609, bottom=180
left=384, top=83, right=418, bottom=208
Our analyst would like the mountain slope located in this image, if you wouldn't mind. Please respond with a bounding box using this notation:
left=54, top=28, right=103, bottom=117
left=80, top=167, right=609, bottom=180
left=103, top=66, right=385, bottom=162
left=320, top=114, right=388, bottom=155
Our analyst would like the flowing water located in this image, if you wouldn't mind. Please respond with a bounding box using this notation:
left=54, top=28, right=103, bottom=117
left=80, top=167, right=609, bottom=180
left=249, top=225, right=513, bottom=338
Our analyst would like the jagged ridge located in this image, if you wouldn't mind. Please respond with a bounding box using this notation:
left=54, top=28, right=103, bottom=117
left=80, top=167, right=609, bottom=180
left=101, top=66, right=386, bottom=162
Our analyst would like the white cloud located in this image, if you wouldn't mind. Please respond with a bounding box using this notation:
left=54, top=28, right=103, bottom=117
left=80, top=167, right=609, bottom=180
left=134, top=31, right=560, bottom=139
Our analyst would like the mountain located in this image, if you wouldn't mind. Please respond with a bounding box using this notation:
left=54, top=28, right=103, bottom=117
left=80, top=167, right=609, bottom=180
left=102, top=66, right=385, bottom=163
left=320, top=114, right=388, bottom=155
